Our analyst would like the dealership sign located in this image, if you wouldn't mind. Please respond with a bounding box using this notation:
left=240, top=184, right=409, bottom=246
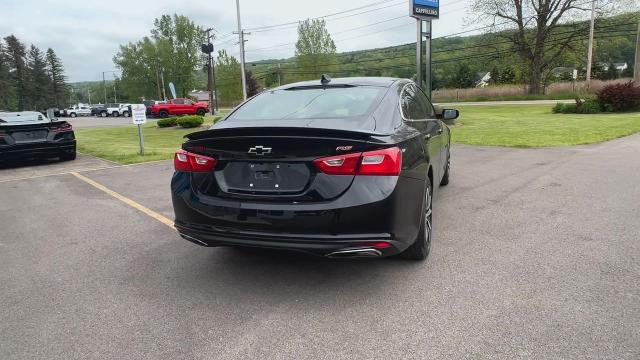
left=411, top=0, right=439, bottom=19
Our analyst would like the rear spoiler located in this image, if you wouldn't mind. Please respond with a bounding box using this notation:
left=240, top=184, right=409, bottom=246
left=185, top=126, right=385, bottom=141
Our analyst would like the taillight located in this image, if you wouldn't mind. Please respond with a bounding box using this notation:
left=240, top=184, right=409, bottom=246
left=313, top=152, right=361, bottom=175
left=314, top=147, right=402, bottom=176
left=174, top=149, right=216, bottom=172
left=52, top=123, right=73, bottom=133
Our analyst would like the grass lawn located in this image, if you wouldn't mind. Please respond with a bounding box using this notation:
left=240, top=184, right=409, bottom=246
left=75, top=114, right=224, bottom=164
left=452, top=105, right=640, bottom=147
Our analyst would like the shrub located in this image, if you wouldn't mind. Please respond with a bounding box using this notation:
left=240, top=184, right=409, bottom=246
left=552, top=103, right=564, bottom=113
left=552, top=103, right=577, bottom=114
left=581, top=99, right=601, bottom=114
left=597, top=81, right=640, bottom=112
left=176, top=115, right=204, bottom=128
left=157, top=118, right=177, bottom=127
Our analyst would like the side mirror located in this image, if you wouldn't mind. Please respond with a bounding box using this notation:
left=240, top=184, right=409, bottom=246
left=442, top=109, right=459, bottom=126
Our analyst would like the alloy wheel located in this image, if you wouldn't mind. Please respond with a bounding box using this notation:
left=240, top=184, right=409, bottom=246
left=424, top=185, right=432, bottom=253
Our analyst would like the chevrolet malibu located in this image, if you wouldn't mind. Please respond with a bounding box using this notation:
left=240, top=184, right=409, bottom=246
left=171, top=77, right=458, bottom=260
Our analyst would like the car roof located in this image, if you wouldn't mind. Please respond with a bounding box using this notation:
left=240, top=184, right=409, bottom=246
left=275, top=77, right=401, bottom=90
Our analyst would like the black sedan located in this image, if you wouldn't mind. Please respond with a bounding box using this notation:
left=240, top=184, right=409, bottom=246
left=171, top=77, right=458, bottom=260
left=0, top=111, right=76, bottom=162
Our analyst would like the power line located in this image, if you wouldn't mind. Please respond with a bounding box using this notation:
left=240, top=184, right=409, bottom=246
left=245, top=0, right=400, bottom=31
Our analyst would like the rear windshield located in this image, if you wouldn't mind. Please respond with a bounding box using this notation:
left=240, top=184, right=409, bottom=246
left=228, top=86, right=385, bottom=121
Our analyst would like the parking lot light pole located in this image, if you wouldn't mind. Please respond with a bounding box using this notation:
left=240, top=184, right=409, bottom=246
left=102, top=70, right=117, bottom=104
left=235, top=0, right=248, bottom=101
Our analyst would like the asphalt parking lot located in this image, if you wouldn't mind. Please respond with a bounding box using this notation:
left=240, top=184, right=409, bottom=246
left=1, top=134, right=639, bottom=359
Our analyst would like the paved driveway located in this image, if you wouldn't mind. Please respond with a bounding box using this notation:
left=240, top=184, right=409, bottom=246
left=1, top=134, right=639, bottom=359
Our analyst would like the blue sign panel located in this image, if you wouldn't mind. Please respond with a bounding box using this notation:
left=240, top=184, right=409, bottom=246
left=412, top=0, right=439, bottom=19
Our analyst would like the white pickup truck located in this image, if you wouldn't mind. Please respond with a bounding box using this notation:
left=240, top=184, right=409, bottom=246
left=63, top=105, right=92, bottom=118
left=105, top=103, right=131, bottom=117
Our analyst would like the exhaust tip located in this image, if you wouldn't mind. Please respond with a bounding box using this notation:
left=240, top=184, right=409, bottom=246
left=325, top=248, right=382, bottom=259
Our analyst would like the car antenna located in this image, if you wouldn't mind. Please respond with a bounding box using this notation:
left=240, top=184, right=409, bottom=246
left=320, top=74, right=332, bottom=86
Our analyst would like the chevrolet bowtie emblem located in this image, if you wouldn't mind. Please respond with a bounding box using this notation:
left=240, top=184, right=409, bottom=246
left=248, top=146, right=272, bottom=155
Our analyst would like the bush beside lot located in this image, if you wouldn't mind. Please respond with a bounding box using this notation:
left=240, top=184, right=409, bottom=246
left=176, top=115, right=204, bottom=128
left=552, top=82, right=640, bottom=114
left=157, top=118, right=177, bottom=127
left=597, top=82, right=640, bottom=112
left=552, top=99, right=602, bottom=114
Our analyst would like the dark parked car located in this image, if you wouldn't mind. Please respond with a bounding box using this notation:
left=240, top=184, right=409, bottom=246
left=0, top=111, right=76, bottom=162
left=170, top=77, right=458, bottom=260
left=91, top=105, right=108, bottom=117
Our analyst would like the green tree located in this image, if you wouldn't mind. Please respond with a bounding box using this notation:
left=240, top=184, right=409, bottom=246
left=0, top=41, right=17, bottom=110
left=499, top=66, right=516, bottom=84
left=490, top=65, right=501, bottom=85
left=114, top=14, right=204, bottom=101
left=452, top=63, right=474, bottom=88
left=605, top=61, right=618, bottom=80
left=4, top=35, right=27, bottom=110
left=245, top=70, right=261, bottom=97
left=25, top=45, right=51, bottom=110
left=215, top=49, right=242, bottom=104
left=45, top=48, right=67, bottom=108
left=295, top=19, right=337, bottom=80
left=470, top=0, right=622, bottom=94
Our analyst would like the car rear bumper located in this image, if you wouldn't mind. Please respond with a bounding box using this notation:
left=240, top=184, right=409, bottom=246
left=0, top=140, right=76, bottom=160
left=171, top=172, right=426, bottom=257
left=174, top=220, right=400, bottom=257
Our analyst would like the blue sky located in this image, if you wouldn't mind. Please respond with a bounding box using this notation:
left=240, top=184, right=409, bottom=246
left=0, top=0, right=474, bottom=82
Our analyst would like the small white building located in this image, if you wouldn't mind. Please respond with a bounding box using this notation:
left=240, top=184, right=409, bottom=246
left=188, top=90, right=214, bottom=104
left=601, top=62, right=628, bottom=72
left=475, top=72, right=491, bottom=87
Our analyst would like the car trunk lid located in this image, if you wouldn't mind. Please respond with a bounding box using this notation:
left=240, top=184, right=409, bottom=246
left=184, top=127, right=387, bottom=201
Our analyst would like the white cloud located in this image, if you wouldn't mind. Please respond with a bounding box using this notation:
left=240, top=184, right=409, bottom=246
left=1, top=0, right=472, bottom=81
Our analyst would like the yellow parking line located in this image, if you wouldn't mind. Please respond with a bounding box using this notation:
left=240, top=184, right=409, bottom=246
left=71, top=172, right=176, bottom=230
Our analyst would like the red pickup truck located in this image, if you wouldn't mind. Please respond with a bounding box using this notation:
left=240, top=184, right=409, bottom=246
left=150, top=98, right=209, bottom=118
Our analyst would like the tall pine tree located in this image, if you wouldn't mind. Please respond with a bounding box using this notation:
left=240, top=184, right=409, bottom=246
left=4, top=35, right=27, bottom=111
left=45, top=48, right=67, bottom=108
left=0, top=41, right=17, bottom=111
left=26, top=45, right=51, bottom=110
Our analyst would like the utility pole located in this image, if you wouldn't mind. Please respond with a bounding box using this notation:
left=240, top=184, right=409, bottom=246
left=204, top=28, right=218, bottom=115
left=235, top=0, right=248, bottom=101
left=155, top=67, right=162, bottom=100
left=585, top=0, right=596, bottom=84
left=102, top=72, right=107, bottom=104
left=88, top=89, right=91, bottom=105
left=634, top=20, right=640, bottom=85
left=212, top=51, right=219, bottom=113
left=102, top=70, right=117, bottom=104
left=277, top=63, right=281, bottom=86
left=160, top=69, right=167, bottom=101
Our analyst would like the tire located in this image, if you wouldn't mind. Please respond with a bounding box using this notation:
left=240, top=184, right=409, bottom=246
left=196, top=108, right=206, bottom=116
left=440, top=153, right=450, bottom=186
left=122, top=111, right=130, bottom=117
left=70, top=113, right=77, bottom=118
left=159, top=110, right=169, bottom=118
left=400, top=177, right=432, bottom=260
left=101, top=111, right=107, bottom=118
left=112, top=111, right=119, bottom=117
left=61, top=151, right=76, bottom=161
